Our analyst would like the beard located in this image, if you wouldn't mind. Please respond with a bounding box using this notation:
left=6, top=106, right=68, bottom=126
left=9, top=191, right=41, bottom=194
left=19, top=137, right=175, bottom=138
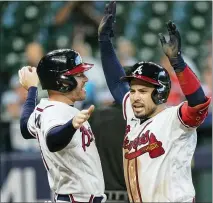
left=63, top=87, right=86, bottom=103
left=134, top=105, right=157, bottom=120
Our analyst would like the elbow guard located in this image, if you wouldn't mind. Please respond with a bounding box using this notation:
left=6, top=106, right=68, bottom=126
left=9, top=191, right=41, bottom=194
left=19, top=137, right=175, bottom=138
left=180, top=97, right=211, bottom=127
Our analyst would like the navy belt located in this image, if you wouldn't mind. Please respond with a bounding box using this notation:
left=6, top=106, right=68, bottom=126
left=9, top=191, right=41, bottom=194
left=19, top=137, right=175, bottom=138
left=55, top=194, right=103, bottom=203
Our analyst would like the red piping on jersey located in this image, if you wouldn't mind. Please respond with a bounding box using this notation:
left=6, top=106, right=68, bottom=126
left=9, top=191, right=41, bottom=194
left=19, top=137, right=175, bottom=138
left=69, top=194, right=75, bottom=203
left=127, top=160, right=134, bottom=202
left=89, top=195, right=94, bottom=203
left=135, top=157, right=143, bottom=202
left=45, top=105, right=54, bottom=109
left=36, top=107, right=43, bottom=112
left=36, top=105, right=54, bottom=112
left=177, top=107, right=191, bottom=128
left=123, top=93, right=130, bottom=120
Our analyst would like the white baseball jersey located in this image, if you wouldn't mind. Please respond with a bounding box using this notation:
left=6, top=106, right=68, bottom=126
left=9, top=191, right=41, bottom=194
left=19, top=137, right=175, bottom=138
left=122, top=92, right=196, bottom=202
left=27, top=99, right=105, bottom=202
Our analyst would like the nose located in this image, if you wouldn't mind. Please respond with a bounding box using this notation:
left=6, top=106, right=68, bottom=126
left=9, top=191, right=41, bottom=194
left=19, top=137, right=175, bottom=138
left=84, top=75, right=88, bottom=82
left=133, top=91, right=140, bottom=102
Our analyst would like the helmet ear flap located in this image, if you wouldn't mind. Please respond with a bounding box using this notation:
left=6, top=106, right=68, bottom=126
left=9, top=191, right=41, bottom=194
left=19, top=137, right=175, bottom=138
left=151, top=89, right=160, bottom=105
left=151, top=85, right=170, bottom=105
left=57, top=75, right=78, bottom=93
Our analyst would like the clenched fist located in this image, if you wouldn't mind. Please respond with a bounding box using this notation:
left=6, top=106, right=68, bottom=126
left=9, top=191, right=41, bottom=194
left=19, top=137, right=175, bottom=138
left=72, top=105, right=95, bottom=129
left=18, top=66, right=39, bottom=90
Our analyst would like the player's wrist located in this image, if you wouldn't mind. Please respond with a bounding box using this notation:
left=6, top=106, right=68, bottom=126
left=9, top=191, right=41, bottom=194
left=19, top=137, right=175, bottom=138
left=169, top=55, right=186, bottom=73
left=28, top=86, right=38, bottom=92
left=72, top=118, right=80, bottom=129
left=28, top=85, right=38, bottom=89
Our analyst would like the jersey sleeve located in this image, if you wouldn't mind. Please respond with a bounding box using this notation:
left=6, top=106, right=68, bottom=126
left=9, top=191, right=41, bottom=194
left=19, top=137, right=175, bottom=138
left=156, top=104, right=196, bottom=141
left=42, top=106, right=75, bottom=137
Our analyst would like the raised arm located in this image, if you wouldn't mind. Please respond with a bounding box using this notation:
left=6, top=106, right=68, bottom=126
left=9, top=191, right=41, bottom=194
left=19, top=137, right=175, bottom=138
left=98, top=1, right=129, bottom=105
left=19, top=66, right=39, bottom=139
left=159, top=21, right=211, bottom=127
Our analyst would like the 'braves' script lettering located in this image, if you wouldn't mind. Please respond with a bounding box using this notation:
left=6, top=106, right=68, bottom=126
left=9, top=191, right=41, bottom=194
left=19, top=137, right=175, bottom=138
left=80, top=126, right=94, bottom=152
left=123, top=130, right=165, bottom=159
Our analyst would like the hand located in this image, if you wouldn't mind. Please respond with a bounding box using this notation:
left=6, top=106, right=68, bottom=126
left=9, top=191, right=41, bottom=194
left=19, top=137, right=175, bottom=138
left=72, top=105, right=95, bottom=129
left=18, top=66, right=39, bottom=90
left=158, top=20, right=181, bottom=59
left=98, top=1, right=116, bottom=40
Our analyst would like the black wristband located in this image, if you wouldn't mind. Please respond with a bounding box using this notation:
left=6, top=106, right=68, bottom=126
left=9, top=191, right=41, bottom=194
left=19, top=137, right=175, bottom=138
left=169, top=55, right=186, bottom=72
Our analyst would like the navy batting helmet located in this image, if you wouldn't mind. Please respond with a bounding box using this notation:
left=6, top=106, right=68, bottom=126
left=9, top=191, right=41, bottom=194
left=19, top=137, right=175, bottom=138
left=37, top=49, right=93, bottom=93
left=121, top=61, right=171, bottom=104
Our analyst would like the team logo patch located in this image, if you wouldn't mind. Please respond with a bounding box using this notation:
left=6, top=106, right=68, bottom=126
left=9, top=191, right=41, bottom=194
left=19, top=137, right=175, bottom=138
left=123, top=129, right=165, bottom=159
left=133, top=65, right=143, bottom=75
left=75, top=54, right=82, bottom=66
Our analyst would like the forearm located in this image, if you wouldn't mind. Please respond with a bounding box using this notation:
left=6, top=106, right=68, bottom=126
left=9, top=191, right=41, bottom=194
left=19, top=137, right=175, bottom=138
left=176, top=66, right=206, bottom=107
left=20, top=87, right=38, bottom=139
left=159, top=21, right=211, bottom=127
left=99, top=40, right=129, bottom=104
left=46, top=119, right=77, bottom=152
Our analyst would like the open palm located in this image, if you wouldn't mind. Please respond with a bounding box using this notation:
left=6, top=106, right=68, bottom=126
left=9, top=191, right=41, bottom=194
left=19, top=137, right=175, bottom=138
left=159, top=21, right=181, bottom=58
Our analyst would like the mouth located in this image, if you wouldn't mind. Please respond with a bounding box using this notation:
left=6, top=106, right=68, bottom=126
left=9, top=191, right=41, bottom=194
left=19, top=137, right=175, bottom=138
left=82, top=84, right=86, bottom=92
left=132, top=104, right=144, bottom=112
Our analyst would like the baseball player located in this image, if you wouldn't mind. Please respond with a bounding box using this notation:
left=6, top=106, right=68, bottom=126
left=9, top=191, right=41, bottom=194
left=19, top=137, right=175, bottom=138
left=98, top=2, right=211, bottom=202
left=19, top=49, right=106, bottom=203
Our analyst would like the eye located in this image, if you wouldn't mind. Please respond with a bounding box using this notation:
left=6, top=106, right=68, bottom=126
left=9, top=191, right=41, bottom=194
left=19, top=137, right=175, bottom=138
left=130, top=89, right=135, bottom=93
left=75, top=73, right=83, bottom=77
left=139, top=90, right=147, bottom=93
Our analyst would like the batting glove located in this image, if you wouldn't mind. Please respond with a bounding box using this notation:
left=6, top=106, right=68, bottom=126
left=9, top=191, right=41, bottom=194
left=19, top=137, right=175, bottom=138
left=98, top=1, right=116, bottom=41
left=159, top=21, right=186, bottom=72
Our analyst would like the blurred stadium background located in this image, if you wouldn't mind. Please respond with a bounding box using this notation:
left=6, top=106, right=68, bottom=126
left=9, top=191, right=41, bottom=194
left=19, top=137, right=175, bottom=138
left=0, top=1, right=212, bottom=202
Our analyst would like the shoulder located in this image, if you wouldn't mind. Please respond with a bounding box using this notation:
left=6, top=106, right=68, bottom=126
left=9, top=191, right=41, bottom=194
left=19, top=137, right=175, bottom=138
left=150, top=106, right=179, bottom=125
left=39, top=100, right=79, bottom=116
left=151, top=105, right=197, bottom=140
left=166, top=105, right=180, bottom=114
left=159, top=104, right=182, bottom=117
left=150, top=105, right=183, bottom=129
left=165, top=103, right=197, bottom=132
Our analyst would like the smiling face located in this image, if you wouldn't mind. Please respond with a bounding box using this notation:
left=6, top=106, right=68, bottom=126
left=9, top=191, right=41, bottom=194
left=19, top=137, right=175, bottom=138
left=65, top=72, right=88, bottom=102
left=130, top=79, right=158, bottom=119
